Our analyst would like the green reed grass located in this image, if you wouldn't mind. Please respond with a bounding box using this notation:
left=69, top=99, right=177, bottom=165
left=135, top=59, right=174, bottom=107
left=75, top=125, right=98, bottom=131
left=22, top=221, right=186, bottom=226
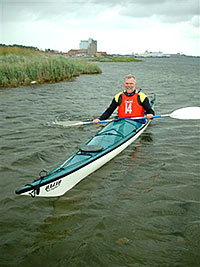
left=0, top=46, right=42, bottom=56
left=0, top=47, right=102, bottom=88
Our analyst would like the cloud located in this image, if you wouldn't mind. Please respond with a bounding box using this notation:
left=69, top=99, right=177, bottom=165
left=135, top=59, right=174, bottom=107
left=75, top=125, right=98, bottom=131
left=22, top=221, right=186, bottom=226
left=119, top=0, right=199, bottom=23
left=2, top=0, right=199, bottom=24
left=1, top=0, right=106, bottom=23
left=1, top=0, right=199, bottom=56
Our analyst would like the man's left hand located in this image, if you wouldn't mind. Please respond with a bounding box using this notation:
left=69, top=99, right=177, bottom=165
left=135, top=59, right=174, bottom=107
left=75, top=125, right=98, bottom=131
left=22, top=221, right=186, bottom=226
left=146, top=114, right=154, bottom=120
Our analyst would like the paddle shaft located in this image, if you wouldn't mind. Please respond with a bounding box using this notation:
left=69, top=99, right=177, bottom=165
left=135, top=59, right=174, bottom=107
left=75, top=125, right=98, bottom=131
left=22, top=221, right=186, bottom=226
left=95, top=114, right=169, bottom=124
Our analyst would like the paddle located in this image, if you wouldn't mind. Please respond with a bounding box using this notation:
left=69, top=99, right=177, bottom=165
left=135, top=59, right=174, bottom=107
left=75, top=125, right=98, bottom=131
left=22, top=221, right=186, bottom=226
left=54, top=107, right=200, bottom=127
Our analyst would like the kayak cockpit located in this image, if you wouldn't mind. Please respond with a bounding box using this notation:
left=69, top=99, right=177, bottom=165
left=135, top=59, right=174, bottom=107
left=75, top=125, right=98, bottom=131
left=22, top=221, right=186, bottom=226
left=79, top=145, right=104, bottom=153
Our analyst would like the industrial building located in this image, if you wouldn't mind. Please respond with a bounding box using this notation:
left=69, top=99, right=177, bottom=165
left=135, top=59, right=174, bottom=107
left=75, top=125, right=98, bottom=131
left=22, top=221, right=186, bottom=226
left=67, top=38, right=106, bottom=57
left=79, top=38, right=97, bottom=56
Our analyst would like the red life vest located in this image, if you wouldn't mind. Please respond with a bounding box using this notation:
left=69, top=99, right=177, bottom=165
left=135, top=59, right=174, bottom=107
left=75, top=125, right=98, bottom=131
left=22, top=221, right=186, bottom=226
left=117, top=93, right=145, bottom=118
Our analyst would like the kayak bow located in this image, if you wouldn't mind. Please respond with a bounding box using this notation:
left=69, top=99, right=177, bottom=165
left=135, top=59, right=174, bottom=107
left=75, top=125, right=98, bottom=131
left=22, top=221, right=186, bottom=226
left=15, top=96, right=156, bottom=198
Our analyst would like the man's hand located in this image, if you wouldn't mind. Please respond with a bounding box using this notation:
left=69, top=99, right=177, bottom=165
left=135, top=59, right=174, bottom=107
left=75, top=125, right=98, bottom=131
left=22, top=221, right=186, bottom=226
left=146, top=114, right=154, bottom=120
left=93, top=118, right=100, bottom=124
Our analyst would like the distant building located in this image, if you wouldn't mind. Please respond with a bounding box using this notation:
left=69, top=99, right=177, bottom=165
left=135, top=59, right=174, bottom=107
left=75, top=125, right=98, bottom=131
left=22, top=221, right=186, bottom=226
left=134, top=50, right=170, bottom=58
left=67, top=38, right=105, bottom=57
left=79, top=38, right=97, bottom=56
left=67, top=49, right=88, bottom=57
left=95, top=51, right=107, bottom=57
left=79, top=41, right=89, bottom=50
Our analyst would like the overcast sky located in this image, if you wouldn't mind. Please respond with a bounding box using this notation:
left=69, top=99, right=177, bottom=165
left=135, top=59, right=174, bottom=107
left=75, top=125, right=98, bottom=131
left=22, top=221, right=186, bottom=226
left=1, top=0, right=199, bottom=56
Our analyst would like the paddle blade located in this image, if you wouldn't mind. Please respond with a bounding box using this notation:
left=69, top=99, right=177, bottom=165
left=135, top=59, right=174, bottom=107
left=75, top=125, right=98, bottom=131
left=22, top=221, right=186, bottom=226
left=53, top=119, right=113, bottom=127
left=53, top=120, right=85, bottom=127
left=170, top=107, right=200, bottom=120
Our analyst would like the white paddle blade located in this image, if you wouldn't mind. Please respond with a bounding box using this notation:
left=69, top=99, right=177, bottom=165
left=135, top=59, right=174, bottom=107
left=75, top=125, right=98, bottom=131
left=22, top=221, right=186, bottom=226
left=170, top=107, right=200, bottom=120
left=53, top=120, right=85, bottom=127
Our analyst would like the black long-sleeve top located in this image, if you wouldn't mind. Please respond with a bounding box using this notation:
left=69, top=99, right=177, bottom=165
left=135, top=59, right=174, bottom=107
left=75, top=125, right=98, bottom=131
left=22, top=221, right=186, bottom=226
left=99, top=91, right=155, bottom=120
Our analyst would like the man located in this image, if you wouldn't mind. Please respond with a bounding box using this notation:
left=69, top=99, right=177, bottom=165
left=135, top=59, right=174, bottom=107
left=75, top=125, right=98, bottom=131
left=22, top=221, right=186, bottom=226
left=93, top=74, right=155, bottom=124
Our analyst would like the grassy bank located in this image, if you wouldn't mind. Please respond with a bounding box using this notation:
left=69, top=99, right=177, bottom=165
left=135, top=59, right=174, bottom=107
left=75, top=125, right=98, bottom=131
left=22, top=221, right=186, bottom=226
left=0, top=47, right=102, bottom=88
left=89, top=57, right=142, bottom=62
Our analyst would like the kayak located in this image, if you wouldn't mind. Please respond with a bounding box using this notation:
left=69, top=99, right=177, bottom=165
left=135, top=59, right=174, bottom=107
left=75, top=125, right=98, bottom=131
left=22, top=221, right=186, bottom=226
left=15, top=95, right=155, bottom=198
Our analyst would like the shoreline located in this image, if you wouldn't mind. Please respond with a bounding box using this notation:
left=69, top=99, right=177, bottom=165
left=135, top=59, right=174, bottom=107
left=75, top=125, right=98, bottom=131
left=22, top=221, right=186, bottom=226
left=88, top=57, right=142, bottom=62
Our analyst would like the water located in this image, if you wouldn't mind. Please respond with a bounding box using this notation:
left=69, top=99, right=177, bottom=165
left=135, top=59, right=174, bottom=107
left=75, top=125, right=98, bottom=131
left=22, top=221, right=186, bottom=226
left=0, top=57, right=200, bottom=267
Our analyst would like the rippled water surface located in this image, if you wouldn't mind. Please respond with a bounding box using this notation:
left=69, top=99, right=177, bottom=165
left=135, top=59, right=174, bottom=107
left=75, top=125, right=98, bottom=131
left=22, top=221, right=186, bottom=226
left=0, top=57, right=200, bottom=267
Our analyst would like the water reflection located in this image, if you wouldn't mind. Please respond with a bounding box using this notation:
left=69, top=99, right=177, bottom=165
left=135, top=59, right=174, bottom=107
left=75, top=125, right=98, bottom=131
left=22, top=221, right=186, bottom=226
left=128, top=132, right=153, bottom=161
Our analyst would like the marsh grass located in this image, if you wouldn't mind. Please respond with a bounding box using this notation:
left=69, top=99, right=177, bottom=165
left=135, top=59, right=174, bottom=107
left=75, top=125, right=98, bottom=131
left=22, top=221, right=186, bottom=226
left=0, top=46, right=43, bottom=56
left=0, top=47, right=102, bottom=88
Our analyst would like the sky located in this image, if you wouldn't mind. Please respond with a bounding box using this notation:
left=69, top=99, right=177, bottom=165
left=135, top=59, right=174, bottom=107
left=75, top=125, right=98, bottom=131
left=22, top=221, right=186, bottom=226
left=1, top=0, right=199, bottom=56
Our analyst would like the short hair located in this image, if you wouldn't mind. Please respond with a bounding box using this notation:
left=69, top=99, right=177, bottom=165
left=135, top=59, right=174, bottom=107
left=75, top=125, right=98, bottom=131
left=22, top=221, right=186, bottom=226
left=124, top=74, right=136, bottom=81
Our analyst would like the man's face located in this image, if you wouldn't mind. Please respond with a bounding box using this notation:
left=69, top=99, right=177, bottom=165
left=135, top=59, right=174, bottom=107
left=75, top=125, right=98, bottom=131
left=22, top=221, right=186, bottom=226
left=123, top=78, right=137, bottom=93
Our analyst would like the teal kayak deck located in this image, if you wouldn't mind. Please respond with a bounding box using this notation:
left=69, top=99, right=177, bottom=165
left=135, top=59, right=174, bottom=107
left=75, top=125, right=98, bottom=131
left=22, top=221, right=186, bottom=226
left=55, top=119, right=144, bottom=171
left=41, top=120, right=143, bottom=179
